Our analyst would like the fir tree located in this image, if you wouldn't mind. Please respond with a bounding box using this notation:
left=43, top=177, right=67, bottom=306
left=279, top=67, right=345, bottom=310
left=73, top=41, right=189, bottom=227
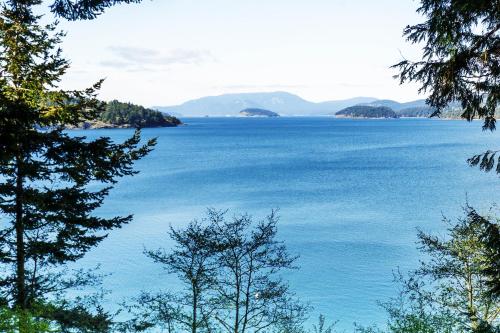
left=393, top=0, right=500, bottom=171
left=0, top=0, right=155, bottom=329
left=395, top=1, right=500, bottom=301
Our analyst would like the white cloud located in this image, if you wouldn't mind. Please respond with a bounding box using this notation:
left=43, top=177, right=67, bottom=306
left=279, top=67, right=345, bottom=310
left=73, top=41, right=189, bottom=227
left=99, top=46, right=216, bottom=71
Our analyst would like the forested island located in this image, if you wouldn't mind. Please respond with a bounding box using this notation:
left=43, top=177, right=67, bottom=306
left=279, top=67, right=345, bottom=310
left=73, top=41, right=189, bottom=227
left=397, top=106, right=435, bottom=117
left=239, top=108, right=279, bottom=117
left=76, top=100, right=182, bottom=129
left=334, top=104, right=481, bottom=119
left=335, top=105, right=399, bottom=118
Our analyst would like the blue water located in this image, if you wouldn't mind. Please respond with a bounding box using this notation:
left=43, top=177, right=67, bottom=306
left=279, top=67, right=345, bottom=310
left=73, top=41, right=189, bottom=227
left=72, top=117, right=500, bottom=330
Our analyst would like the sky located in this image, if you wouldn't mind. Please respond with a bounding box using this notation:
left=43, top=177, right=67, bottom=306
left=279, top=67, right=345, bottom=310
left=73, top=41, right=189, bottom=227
left=52, top=0, right=426, bottom=107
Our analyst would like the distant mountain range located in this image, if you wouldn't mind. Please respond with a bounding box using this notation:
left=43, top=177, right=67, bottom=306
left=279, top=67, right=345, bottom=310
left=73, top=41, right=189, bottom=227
left=151, top=92, right=471, bottom=119
left=357, top=99, right=431, bottom=111
left=153, top=92, right=391, bottom=117
left=152, top=91, right=464, bottom=119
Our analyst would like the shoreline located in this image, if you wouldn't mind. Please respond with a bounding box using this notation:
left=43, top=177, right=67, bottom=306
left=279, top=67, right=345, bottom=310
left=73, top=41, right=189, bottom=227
left=175, top=115, right=467, bottom=120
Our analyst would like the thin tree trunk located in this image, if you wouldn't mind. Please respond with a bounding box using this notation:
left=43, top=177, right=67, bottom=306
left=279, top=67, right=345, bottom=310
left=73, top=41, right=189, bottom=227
left=192, top=284, right=198, bottom=333
left=465, top=265, right=478, bottom=330
left=235, top=272, right=240, bottom=333
left=15, top=156, right=26, bottom=309
left=241, top=257, right=253, bottom=333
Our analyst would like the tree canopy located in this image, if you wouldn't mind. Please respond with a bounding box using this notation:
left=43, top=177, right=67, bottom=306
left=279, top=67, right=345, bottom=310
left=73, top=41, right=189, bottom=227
left=393, top=1, right=500, bottom=303
left=393, top=0, right=499, bottom=130
left=123, top=210, right=307, bottom=333
left=3, top=0, right=143, bottom=21
left=355, top=205, right=500, bottom=333
left=0, top=0, right=154, bottom=330
left=101, top=100, right=181, bottom=128
left=335, top=106, right=399, bottom=118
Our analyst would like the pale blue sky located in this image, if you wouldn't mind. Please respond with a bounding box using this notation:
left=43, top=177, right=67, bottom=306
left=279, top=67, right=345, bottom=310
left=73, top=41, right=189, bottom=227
left=53, top=0, right=425, bottom=106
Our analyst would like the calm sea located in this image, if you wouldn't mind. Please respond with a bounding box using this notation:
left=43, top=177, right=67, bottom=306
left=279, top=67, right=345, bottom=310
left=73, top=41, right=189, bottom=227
left=71, top=117, right=500, bottom=330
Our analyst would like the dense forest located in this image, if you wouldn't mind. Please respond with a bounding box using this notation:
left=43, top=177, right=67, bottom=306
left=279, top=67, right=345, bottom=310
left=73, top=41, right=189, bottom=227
left=335, top=105, right=490, bottom=119
left=335, top=106, right=399, bottom=118
left=239, top=108, right=280, bottom=117
left=98, top=100, right=182, bottom=128
left=397, top=106, right=435, bottom=117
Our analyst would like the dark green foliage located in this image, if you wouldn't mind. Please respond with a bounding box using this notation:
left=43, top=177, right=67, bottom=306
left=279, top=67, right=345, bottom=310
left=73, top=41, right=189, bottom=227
left=393, top=0, right=499, bottom=129
left=46, top=0, right=141, bottom=20
left=0, top=299, right=114, bottom=332
left=335, top=106, right=399, bottom=118
left=482, top=220, right=500, bottom=298
left=2, top=1, right=142, bottom=21
left=239, top=108, right=279, bottom=117
left=465, top=207, right=500, bottom=299
left=394, top=5, right=500, bottom=323
left=45, top=302, right=113, bottom=333
left=468, top=150, right=500, bottom=173
left=394, top=0, right=500, bottom=173
left=101, top=100, right=181, bottom=128
left=397, top=106, right=436, bottom=118
left=0, top=0, right=154, bottom=330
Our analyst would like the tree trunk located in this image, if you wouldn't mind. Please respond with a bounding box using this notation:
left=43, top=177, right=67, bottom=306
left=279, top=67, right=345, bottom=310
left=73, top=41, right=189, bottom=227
left=192, top=285, right=198, bottom=333
left=15, top=157, right=26, bottom=309
left=241, top=257, right=253, bottom=333
left=235, top=273, right=240, bottom=333
left=465, top=265, right=478, bottom=330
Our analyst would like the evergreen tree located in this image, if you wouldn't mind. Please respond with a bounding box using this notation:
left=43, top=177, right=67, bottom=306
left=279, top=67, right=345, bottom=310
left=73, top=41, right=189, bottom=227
left=101, top=100, right=181, bottom=128
left=0, top=305, right=56, bottom=333
left=1, top=0, right=143, bottom=21
left=406, top=205, right=499, bottom=332
left=355, top=207, right=500, bottom=333
left=395, top=0, right=500, bottom=302
left=394, top=0, right=499, bottom=129
left=472, top=208, right=500, bottom=300
left=393, top=0, right=500, bottom=171
left=0, top=0, right=155, bottom=330
left=50, top=0, right=142, bottom=20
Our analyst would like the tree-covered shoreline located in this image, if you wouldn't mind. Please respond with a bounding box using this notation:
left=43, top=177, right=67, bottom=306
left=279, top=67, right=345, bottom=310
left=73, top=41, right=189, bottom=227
left=70, top=100, right=182, bottom=129
left=335, top=106, right=399, bottom=119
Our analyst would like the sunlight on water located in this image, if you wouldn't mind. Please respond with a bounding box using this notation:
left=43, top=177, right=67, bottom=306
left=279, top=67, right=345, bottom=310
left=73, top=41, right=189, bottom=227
left=70, top=117, right=500, bottom=330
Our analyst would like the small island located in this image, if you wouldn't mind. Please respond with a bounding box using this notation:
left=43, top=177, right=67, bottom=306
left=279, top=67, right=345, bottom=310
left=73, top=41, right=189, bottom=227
left=239, top=108, right=279, bottom=117
left=335, top=105, right=399, bottom=119
left=398, top=106, right=435, bottom=118
left=77, top=100, right=182, bottom=129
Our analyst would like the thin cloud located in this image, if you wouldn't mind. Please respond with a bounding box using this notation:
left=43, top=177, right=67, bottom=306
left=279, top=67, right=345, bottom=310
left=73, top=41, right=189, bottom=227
left=99, top=46, right=216, bottom=71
